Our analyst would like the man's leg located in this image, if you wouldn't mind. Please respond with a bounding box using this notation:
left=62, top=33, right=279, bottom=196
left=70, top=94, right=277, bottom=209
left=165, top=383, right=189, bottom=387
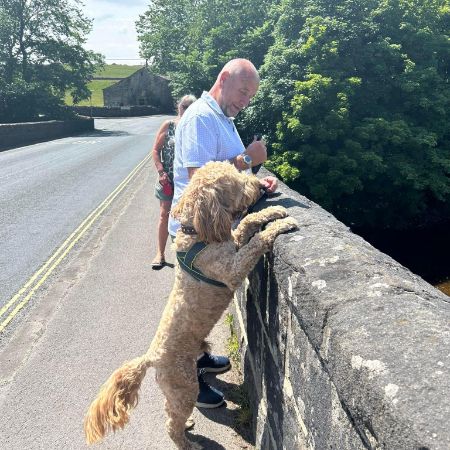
left=195, top=368, right=225, bottom=408
left=197, top=352, right=231, bottom=373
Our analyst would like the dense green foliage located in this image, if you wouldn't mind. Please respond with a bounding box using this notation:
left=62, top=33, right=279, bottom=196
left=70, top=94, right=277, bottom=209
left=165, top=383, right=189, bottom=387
left=259, top=0, right=450, bottom=229
left=0, top=0, right=103, bottom=123
left=137, top=0, right=450, bottom=230
left=136, top=0, right=274, bottom=98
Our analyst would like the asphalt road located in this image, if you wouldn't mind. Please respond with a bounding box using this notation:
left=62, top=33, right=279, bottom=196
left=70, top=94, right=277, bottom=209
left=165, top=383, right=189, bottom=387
left=0, top=116, right=170, bottom=338
left=0, top=118, right=254, bottom=450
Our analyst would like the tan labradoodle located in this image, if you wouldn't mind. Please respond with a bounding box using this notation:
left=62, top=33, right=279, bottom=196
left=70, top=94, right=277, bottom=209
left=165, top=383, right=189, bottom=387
left=84, top=161, right=298, bottom=449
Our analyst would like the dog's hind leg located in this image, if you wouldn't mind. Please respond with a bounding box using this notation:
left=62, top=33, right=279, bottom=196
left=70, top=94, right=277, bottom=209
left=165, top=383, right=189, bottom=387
left=199, top=340, right=211, bottom=354
left=165, top=394, right=199, bottom=449
left=156, top=363, right=199, bottom=449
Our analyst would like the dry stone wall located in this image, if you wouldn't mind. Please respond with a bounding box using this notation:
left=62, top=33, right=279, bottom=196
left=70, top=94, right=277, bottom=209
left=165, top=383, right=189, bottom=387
left=70, top=105, right=160, bottom=117
left=0, top=117, right=94, bottom=151
left=232, top=169, right=450, bottom=450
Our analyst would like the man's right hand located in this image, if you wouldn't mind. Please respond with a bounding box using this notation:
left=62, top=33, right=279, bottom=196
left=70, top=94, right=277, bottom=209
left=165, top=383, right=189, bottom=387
left=245, top=136, right=267, bottom=166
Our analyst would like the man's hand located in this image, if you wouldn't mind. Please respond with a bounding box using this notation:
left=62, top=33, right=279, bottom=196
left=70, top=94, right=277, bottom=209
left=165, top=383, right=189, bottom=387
left=260, top=176, right=278, bottom=193
left=245, top=136, right=267, bottom=166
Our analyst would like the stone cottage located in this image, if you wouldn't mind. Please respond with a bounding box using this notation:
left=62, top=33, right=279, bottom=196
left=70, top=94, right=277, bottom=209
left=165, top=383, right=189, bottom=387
left=102, top=68, right=173, bottom=112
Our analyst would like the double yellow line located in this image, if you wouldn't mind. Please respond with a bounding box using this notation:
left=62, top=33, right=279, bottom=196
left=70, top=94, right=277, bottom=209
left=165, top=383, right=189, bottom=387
left=0, top=154, right=151, bottom=333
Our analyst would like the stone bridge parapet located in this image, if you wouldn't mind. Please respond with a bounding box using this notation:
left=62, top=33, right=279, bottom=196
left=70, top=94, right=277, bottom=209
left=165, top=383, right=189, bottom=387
left=0, top=117, right=94, bottom=151
left=233, top=169, right=450, bottom=450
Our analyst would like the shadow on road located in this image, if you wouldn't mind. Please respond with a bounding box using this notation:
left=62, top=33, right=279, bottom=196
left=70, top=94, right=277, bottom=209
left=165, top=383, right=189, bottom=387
left=197, top=374, right=255, bottom=447
left=187, top=432, right=227, bottom=450
left=78, top=129, right=132, bottom=137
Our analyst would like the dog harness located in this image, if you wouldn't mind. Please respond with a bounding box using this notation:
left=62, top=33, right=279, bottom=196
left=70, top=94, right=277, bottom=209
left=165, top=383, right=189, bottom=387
left=176, top=187, right=269, bottom=287
left=176, top=242, right=227, bottom=287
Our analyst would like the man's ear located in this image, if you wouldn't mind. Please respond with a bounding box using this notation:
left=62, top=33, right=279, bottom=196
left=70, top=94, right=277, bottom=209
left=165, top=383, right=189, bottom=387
left=220, top=71, right=230, bottom=86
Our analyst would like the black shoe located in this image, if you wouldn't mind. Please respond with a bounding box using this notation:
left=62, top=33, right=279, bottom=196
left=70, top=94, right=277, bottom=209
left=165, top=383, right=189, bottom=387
left=195, top=369, right=225, bottom=408
left=197, top=352, right=231, bottom=373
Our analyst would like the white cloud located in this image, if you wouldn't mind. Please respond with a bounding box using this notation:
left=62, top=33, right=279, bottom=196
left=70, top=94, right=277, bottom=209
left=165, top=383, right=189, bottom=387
left=83, top=0, right=148, bottom=64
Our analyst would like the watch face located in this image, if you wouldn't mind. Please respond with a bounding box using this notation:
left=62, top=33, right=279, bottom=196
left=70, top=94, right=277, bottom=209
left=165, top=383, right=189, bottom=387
left=243, top=154, right=252, bottom=165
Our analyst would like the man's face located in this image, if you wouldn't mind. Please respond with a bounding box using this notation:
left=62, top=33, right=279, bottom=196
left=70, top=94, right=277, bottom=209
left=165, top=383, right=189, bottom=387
left=220, top=72, right=259, bottom=117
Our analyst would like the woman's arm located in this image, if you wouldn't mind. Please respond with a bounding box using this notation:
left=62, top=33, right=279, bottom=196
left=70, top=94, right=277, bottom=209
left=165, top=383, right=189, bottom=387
left=152, top=120, right=170, bottom=175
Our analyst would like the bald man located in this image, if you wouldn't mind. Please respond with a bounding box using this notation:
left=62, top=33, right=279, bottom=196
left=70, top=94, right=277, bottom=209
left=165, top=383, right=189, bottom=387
left=168, top=59, right=278, bottom=408
left=169, top=58, right=277, bottom=238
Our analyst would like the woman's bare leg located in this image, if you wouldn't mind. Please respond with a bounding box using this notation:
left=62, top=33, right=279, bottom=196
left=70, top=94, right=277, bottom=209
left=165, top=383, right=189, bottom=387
left=152, top=199, right=172, bottom=264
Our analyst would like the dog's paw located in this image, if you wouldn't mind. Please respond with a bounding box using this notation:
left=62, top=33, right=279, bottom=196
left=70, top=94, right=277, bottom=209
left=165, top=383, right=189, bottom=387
left=277, top=216, right=299, bottom=233
left=263, top=205, right=288, bottom=220
left=185, top=416, right=195, bottom=430
left=264, top=216, right=298, bottom=235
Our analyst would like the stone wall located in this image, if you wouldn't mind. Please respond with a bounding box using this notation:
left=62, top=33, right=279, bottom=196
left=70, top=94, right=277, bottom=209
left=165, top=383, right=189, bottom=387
left=0, top=117, right=94, bottom=151
left=70, top=105, right=161, bottom=118
left=232, top=169, right=450, bottom=450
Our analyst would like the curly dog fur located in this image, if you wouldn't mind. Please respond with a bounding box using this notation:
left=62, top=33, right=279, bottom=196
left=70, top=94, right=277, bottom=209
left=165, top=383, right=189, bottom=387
left=84, top=161, right=298, bottom=449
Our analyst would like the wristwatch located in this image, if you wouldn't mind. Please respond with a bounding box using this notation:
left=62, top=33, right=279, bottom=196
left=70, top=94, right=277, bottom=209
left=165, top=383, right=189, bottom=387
left=242, top=153, right=253, bottom=168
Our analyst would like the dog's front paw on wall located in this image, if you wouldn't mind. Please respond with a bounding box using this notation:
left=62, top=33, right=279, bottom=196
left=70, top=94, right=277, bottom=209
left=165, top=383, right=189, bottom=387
left=263, top=205, right=288, bottom=220
left=263, top=216, right=299, bottom=238
left=279, top=216, right=299, bottom=232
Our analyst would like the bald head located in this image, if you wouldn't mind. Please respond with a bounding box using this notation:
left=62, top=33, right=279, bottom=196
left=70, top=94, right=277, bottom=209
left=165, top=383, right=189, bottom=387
left=217, top=59, right=260, bottom=84
left=210, top=59, right=260, bottom=117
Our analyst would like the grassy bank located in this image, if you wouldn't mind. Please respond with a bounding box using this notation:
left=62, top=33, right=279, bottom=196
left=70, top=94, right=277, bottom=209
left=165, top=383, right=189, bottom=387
left=65, top=64, right=143, bottom=107
left=94, top=64, right=143, bottom=79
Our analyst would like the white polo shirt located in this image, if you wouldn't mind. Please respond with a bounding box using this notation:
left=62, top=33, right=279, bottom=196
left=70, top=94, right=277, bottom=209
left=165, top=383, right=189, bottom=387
left=168, top=91, right=245, bottom=236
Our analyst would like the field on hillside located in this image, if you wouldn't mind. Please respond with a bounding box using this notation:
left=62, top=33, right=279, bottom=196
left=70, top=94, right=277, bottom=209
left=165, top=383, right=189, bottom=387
left=65, top=64, right=143, bottom=106
left=94, top=64, right=143, bottom=78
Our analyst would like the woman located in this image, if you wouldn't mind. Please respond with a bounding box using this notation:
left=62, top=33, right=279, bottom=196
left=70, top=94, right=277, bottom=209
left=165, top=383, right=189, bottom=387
left=151, top=94, right=196, bottom=268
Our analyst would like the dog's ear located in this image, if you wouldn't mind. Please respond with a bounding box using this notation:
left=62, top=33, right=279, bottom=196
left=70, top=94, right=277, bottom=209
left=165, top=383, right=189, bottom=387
left=193, top=186, right=233, bottom=243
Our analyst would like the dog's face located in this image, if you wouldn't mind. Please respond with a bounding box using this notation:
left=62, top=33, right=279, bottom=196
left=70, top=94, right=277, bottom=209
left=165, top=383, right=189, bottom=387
left=172, top=161, right=262, bottom=243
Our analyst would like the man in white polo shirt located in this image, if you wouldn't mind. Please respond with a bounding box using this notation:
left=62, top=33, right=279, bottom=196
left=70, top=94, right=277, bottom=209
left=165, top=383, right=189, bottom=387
left=168, top=58, right=278, bottom=408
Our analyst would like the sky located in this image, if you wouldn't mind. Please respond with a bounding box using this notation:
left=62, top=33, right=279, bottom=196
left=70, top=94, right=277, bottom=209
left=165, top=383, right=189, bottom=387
left=83, top=0, right=149, bottom=65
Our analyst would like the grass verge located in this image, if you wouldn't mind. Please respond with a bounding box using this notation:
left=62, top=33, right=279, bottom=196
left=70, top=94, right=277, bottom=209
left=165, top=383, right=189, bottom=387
left=225, top=313, right=253, bottom=430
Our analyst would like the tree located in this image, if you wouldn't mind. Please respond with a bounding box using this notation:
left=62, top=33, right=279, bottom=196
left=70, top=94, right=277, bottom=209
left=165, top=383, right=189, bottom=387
left=136, top=0, right=193, bottom=75
left=0, top=0, right=103, bottom=122
left=241, top=0, right=450, bottom=229
left=136, top=0, right=275, bottom=97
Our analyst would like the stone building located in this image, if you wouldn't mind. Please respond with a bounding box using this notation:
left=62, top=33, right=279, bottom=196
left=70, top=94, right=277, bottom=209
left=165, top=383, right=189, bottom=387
left=102, top=68, right=173, bottom=112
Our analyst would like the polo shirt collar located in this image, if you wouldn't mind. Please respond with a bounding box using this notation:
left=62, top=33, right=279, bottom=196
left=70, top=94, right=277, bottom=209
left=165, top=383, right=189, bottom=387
left=201, top=91, right=235, bottom=121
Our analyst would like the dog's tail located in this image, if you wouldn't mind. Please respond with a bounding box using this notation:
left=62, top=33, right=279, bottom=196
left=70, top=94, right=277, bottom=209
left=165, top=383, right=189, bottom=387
left=84, top=355, right=152, bottom=444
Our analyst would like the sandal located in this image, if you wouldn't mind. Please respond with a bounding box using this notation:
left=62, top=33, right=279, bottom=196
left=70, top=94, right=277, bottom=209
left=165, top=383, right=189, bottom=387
left=151, top=257, right=165, bottom=269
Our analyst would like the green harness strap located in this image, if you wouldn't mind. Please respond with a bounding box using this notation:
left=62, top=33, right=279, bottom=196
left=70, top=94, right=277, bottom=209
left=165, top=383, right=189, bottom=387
left=176, top=242, right=227, bottom=287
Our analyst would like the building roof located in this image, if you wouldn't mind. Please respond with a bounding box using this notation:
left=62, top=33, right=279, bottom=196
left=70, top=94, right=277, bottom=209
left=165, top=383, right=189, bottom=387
left=103, top=67, right=169, bottom=93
